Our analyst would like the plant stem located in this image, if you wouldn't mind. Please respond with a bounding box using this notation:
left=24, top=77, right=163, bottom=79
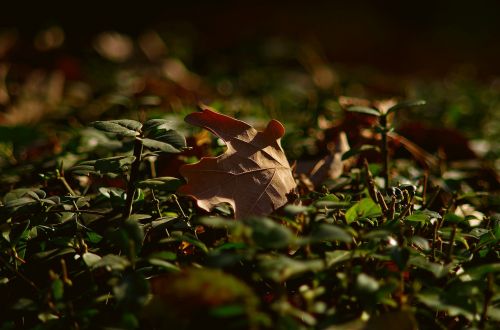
left=446, top=224, right=457, bottom=263
left=479, top=273, right=494, bottom=329
left=380, top=115, right=389, bottom=189
left=56, top=169, right=77, bottom=197
left=124, top=138, right=144, bottom=220
left=0, top=254, right=39, bottom=292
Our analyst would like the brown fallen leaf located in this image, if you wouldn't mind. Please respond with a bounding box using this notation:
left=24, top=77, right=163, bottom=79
left=178, top=107, right=296, bottom=218
left=308, top=131, right=351, bottom=186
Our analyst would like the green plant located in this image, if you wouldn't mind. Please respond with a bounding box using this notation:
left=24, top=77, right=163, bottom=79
left=346, top=100, right=426, bottom=188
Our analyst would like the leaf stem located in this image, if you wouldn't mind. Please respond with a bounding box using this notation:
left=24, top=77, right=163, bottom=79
left=0, top=254, right=39, bottom=293
left=446, top=224, right=457, bottom=263
left=56, top=169, right=77, bottom=197
left=124, top=138, right=144, bottom=220
left=380, top=115, right=389, bottom=189
left=479, top=273, right=494, bottom=329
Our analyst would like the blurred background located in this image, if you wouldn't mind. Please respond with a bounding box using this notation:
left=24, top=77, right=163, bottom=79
left=1, top=0, right=499, bottom=170
left=3, top=0, right=500, bottom=76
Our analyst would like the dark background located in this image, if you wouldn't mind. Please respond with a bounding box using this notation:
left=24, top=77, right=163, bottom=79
left=2, top=0, right=499, bottom=78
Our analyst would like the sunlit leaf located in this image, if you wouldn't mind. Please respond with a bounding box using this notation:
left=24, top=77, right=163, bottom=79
left=386, top=100, right=426, bottom=115
left=346, top=106, right=381, bottom=117
left=92, top=119, right=142, bottom=136
left=345, top=198, right=382, bottom=224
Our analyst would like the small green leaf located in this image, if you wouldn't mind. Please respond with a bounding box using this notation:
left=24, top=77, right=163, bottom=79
left=283, top=204, right=310, bottom=215
left=137, top=177, right=182, bottom=191
left=92, top=120, right=142, bottom=136
left=9, top=221, right=30, bottom=246
left=86, top=231, right=103, bottom=244
left=356, top=273, right=379, bottom=293
left=463, top=263, right=500, bottom=278
left=308, top=224, right=352, bottom=243
left=210, top=304, right=246, bottom=318
left=148, top=258, right=180, bottom=272
left=141, top=138, right=182, bottom=153
left=91, top=254, right=130, bottom=271
left=82, top=252, right=102, bottom=267
left=325, top=250, right=352, bottom=267
left=443, top=213, right=465, bottom=224
left=143, top=127, right=186, bottom=151
left=345, top=198, right=382, bottom=224
left=142, top=119, right=172, bottom=133
left=410, top=256, right=450, bottom=278
left=51, top=279, right=64, bottom=301
left=244, top=217, right=294, bottom=249
left=405, top=211, right=432, bottom=223
left=386, top=100, right=426, bottom=115
left=346, top=106, right=381, bottom=117
left=342, top=144, right=379, bottom=161
left=259, top=255, right=324, bottom=282
left=4, top=188, right=44, bottom=203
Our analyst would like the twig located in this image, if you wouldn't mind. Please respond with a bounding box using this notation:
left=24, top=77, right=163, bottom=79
left=379, top=115, right=389, bottom=189
left=446, top=224, right=457, bottom=263
left=479, top=273, right=494, bottom=329
left=152, top=190, right=169, bottom=237
left=0, top=254, right=39, bottom=292
left=57, top=169, right=77, bottom=197
left=124, top=138, right=144, bottom=220
left=45, top=209, right=110, bottom=216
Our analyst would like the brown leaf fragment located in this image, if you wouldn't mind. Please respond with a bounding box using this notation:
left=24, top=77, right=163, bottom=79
left=310, top=131, right=350, bottom=182
left=178, top=107, right=296, bottom=218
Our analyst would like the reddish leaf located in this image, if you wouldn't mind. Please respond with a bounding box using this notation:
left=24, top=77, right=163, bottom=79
left=178, top=107, right=296, bottom=218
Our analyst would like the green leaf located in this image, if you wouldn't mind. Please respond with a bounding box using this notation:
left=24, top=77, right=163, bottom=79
left=443, top=213, right=466, bottom=224
left=411, top=236, right=430, bottom=251
left=51, top=279, right=64, bottom=301
left=167, top=232, right=209, bottom=253
left=82, top=252, right=102, bottom=267
left=463, top=263, right=500, bottom=278
left=142, top=127, right=186, bottom=152
left=342, top=144, right=379, bottom=161
left=92, top=119, right=142, bottom=136
left=4, top=188, right=45, bottom=203
left=244, top=217, right=294, bottom=249
left=409, top=256, right=450, bottom=278
left=345, top=198, right=382, bottom=224
left=389, top=247, right=410, bottom=271
left=365, top=311, right=418, bottom=330
left=137, top=177, right=182, bottom=191
left=9, top=220, right=30, bottom=246
left=259, top=255, right=324, bottom=282
left=487, top=307, right=500, bottom=322
left=386, top=100, right=426, bottom=115
left=142, top=119, right=172, bottom=133
left=346, top=106, right=381, bottom=116
left=113, top=273, right=150, bottom=309
left=196, top=216, right=240, bottom=229
left=4, top=197, right=37, bottom=209
left=405, top=211, right=432, bottom=223
left=356, top=273, right=379, bottom=293
left=416, top=291, right=474, bottom=320
left=283, top=204, right=310, bottom=215
left=91, top=254, right=130, bottom=271
left=94, top=156, right=136, bottom=174
left=148, top=258, right=180, bottom=272
left=325, top=250, right=352, bottom=267
left=210, top=304, right=246, bottom=318
left=307, top=224, right=352, bottom=243
left=86, top=231, right=103, bottom=244
left=149, top=251, right=177, bottom=261
left=141, top=138, right=182, bottom=153
left=72, top=156, right=135, bottom=175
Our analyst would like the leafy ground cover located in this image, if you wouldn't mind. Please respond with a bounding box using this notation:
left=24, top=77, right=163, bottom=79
left=0, top=30, right=499, bottom=329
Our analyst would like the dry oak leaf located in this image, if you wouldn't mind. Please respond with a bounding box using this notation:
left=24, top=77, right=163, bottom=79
left=178, top=108, right=296, bottom=219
